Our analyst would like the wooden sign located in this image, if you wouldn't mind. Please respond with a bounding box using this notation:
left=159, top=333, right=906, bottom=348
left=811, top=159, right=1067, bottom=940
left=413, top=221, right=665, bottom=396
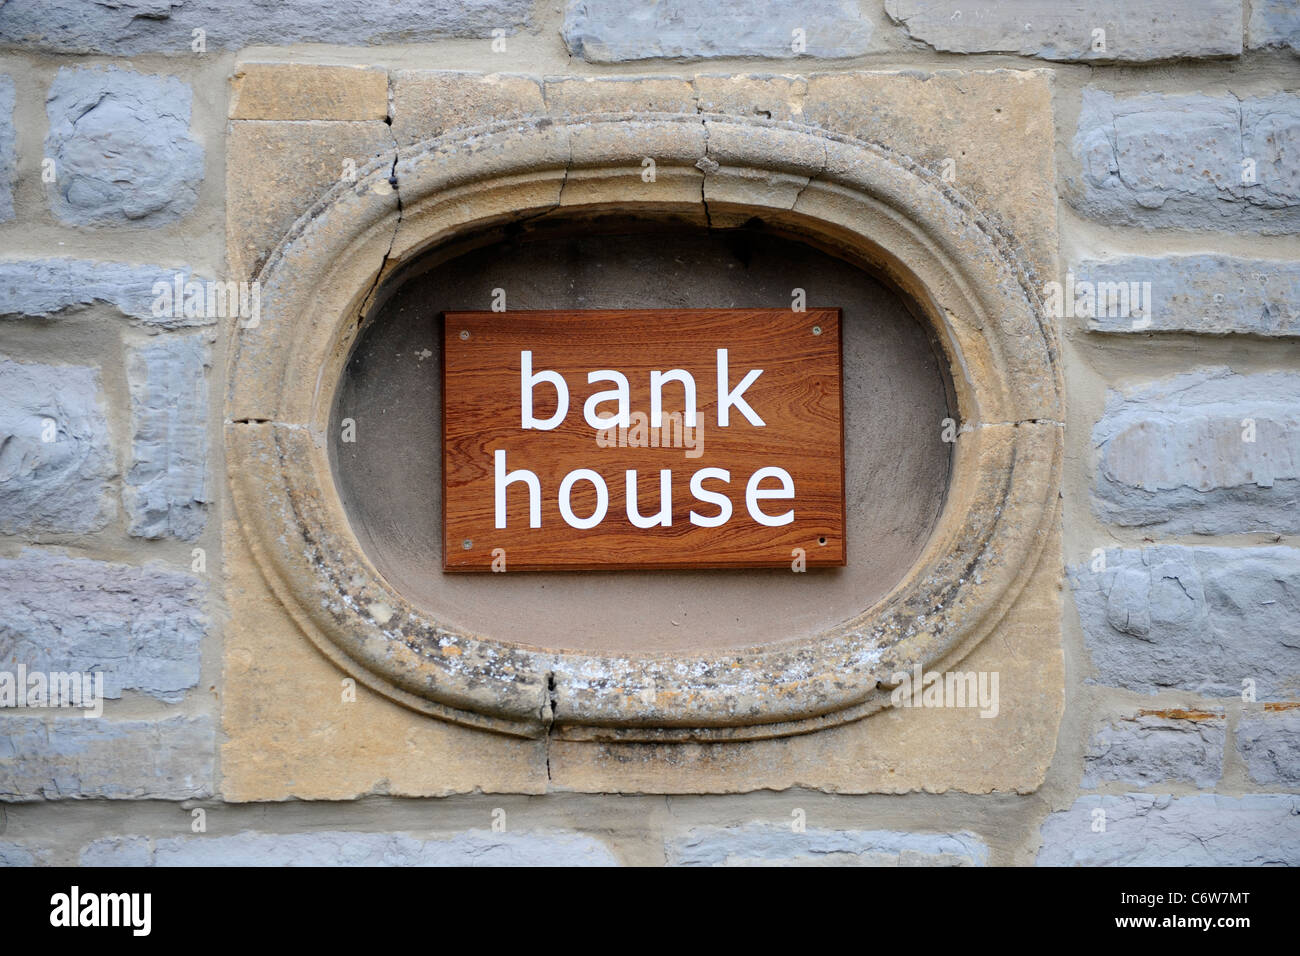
left=442, top=308, right=844, bottom=571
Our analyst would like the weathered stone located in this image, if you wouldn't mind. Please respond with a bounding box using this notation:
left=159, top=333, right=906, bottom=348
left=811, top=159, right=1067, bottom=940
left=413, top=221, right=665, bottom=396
left=1069, top=546, right=1300, bottom=698
left=1070, top=90, right=1300, bottom=232
left=1243, top=95, right=1300, bottom=213
left=668, top=824, right=988, bottom=866
left=1082, top=711, right=1225, bottom=788
left=1037, top=794, right=1300, bottom=865
left=0, top=842, right=38, bottom=866
left=79, top=835, right=151, bottom=867
left=1074, top=255, right=1300, bottom=336
left=0, top=716, right=214, bottom=800
left=0, top=259, right=211, bottom=328
left=223, top=71, right=1064, bottom=796
left=0, top=549, right=205, bottom=701
left=124, top=337, right=210, bottom=541
left=81, top=830, right=619, bottom=866
left=544, top=76, right=697, bottom=116
left=0, top=75, right=14, bottom=223
left=220, top=514, right=550, bottom=801
left=800, top=69, right=1060, bottom=281
left=0, top=358, right=114, bottom=534
left=227, top=119, right=394, bottom=278
left=886, top=0, right=1242, bottom=61
left=390, top=71, right=544, bottom=147
left=45, top=67, right=204, bottom=227
left=229, top=63, right=388, bottom=121
left=0, top=0, right=532, bottom=53
left=551, top=508, right=1063, bottom=794
left=1236, top=707, right=1300, bottom=785
left=1091, top=369, right=1300, bottom=533
left=1249, top=0, right=1300, bottom=52
left=563, top=0, right=875, bottom=62
left=694, top=74, right=809, bottom=123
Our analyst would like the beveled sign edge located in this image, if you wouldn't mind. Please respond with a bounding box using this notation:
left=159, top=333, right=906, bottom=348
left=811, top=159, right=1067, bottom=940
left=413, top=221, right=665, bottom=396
left=439, top=306, right=847, bottom=572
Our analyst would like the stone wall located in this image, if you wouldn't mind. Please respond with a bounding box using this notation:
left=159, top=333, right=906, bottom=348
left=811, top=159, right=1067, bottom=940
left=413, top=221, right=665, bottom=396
left=1, top=0, right=1297, bottom=866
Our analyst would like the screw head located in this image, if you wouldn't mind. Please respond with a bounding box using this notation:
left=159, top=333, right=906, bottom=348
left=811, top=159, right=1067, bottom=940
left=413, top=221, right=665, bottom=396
left=459, top=329, right=471, bottom=341
left=811, top=325, right=822, bottom=336
left=462, top=539, right=473, bottom=550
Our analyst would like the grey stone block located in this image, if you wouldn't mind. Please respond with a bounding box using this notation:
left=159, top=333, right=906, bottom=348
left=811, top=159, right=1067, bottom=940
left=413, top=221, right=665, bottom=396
left=82, top=830, right=620, bottom=866
left=1070, top=90, right=1300, bottom=232
left=667, top=823, right=988, bottom=866
left=1068, top=546, right=1300, bottom=698
left=0, top=0, right=532, bottom=54
left=0, top=357, right=114, bottom=534
left=0, top=842, right=37, bottom=866
left=0, top=715, right=214, bottom=801
left=886, top=0, right=1242, bottom=61
left=45, top=67, right=204, bottom=227
left=1074, top=256, right=1300, bottom=336
left=0, top=260, right=212, bottom=328
left=125, top=337, right=210, bottom=540
left=1092, top=368, right=1300, bottom=534
left=1236, top=708, right=1300, bottom=785
left=1037, top=794, right=1300, bottom=866
left=0, top=75, right=14, bottom=223
left=563, top=0, right=874, bottom=62
left=1082, top=712, right=1225, bottom=788
left=1249, top=0, right=1300, bottom=52
left=0, top=549, right=205, bottom=701
left=79, top=836, right=152, bottom=867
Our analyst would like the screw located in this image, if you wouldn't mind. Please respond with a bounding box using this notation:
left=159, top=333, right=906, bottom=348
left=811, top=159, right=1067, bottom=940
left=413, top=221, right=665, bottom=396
left=811, top=325, right=822, bottom=336
left=460, top=330, right=471, bottom=341
left=462, top=539, right=473, bottom=550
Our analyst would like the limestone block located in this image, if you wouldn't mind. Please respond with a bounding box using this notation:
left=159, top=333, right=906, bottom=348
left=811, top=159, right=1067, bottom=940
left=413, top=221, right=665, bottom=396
left=1082, top=711, right=1225, bottom=788
left=1236, top=707, right=1300, bottom=785
left=0, top=549, right=205, bottom=701
left=0, top=716, right=214, bottom=801
left=1091, top=369, right=1300, bottom=533
left=1074, top=255, right=1300, bottom=336
left=1070, top=90, right=1300, bottom=232
left=125, top=336, right=210, bottom=541
left=886, top=0, right=1242, bottom=61
left=1069, top=546, right=1300, bottom=698
left=668, top=824, right=988, bottom=866
left=44, top=67, right=204, bottom=227
left=0, top=259, right=211, bottom=329
left=230, top=63, right=388, bottom=121
left=0, top=0, right=532, bottom=53
left=0, top=358, right=114, bottom=535
left=563, top=0, right=875, bottom=62
left=1038, top=794, right=1300, bottom=865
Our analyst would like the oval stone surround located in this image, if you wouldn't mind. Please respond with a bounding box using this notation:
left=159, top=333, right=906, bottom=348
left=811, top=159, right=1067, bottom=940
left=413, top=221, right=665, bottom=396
left=224, top=114, right=1063, bottom=740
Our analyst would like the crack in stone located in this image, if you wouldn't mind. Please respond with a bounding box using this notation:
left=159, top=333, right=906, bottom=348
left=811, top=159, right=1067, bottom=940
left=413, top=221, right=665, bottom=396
left=697, top=115, right=713, bottom=229
left=556, top=125, right=572, bottom=209
left=353, top=73, right=403, bottom=331
left=543, top=671, right=558, bottom=784
left=791, top=138, right=829, bottom=210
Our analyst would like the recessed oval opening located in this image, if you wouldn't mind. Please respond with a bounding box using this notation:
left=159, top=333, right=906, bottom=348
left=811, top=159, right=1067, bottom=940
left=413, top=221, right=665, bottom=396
left=331, top=215, right=955, bottom=656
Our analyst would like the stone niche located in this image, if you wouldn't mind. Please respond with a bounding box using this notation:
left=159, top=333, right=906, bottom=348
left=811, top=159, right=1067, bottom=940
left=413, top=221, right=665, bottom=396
left=333, top=220, right=954, bottom=655
left=222, top=67, right=1064, bottom=799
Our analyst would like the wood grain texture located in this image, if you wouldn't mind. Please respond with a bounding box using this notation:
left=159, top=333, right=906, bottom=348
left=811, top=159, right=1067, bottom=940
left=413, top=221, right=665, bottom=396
left=442, top=308, right=844, bottom=571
